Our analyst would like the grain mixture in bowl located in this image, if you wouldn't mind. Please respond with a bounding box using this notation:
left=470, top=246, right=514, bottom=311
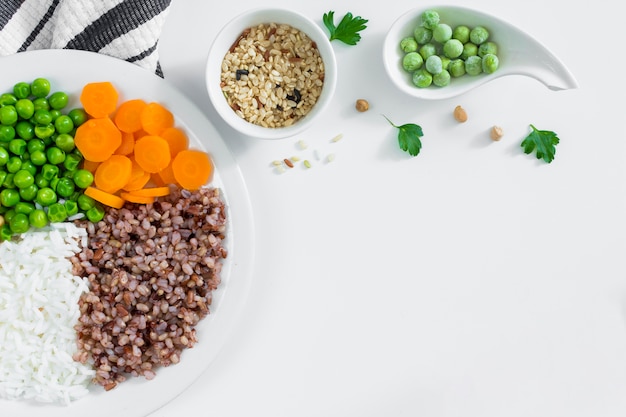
left=220, top=22, right=325, bottom=128
left=70, top=186, right=227, bottom=391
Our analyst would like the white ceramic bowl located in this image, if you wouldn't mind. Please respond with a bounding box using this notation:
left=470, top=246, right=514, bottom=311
left=383, top=5, right=578, bottom=100
left=205, top=8, right=337, bottom=139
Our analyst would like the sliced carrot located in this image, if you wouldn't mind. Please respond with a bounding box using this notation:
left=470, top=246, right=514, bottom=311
left=80, top=81, right=119, bottom=118
left=133, top=135, right=171, bottom=173
left=84, top=186, right=126, bottom=209
left=94, top=154, right=133, bottom=194
left=128, top=186, right=171, bottom=197
left=120, top=192, right=155, bottom=205
left=114, top=98, right=147, bottom=133
left=122, top=159, right=150, bottom=191
left=161, top=126, right=189, bottom=157
left=151, top=172, right=166, bottom=187
left=115, top=131, right=135, bottom=155
left=156, top=163, right=178, bottom=186
left=171, top=149, right=213, bottom=190
left=140, top=102, right=174, bottom=135
left=74, top=117, right=122, bottom=162
left=81, top=159, right=100, bottom=173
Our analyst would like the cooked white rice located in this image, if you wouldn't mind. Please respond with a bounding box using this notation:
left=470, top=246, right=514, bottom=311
left=0, top=223, right=95, bottom=405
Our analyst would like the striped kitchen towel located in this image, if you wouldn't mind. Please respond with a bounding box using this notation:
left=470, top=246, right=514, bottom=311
left=0, top=0, right=172, bottom=77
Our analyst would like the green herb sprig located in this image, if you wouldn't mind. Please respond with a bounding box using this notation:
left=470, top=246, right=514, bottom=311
left=520, top=124, right=560, bottom=163
left=322, top=11, right=368, bottom=45
left=383, top=115, right=423, bottom=157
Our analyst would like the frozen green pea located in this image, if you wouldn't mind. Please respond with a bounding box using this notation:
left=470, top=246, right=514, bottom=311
left=419, top=43, right=437, bottom=60
left=412, top=69, right=433, bottom=88
left=478, top=41, right=498, bottom=57
left=420, top=10, right=440, bottom=30
left=400, top=37, right=418, bottom=53
left=433, top=69, right=451, bottom=87
left=443, top=39, right=463, bottom=59
left=481, top=53, right=499, bottom=74
left=413, top=26, right=432, bottom=44
left=425, top=55, right=443, bottom=74
left=452, top=25, right=470, bottom=43
left=402, top=52, right=424, bottom=72
left=440, top=56, right=450, bottom=71
left=470, top=26, right=489, bottom=45
left=461, top=42, right=478, bottom=60
left=449, top=59, right=466, bottom=77
left=465, top=55, right=483, bottom=75
left=432, top=23, right=452, bottom=43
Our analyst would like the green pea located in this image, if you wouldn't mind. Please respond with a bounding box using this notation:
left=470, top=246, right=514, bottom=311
left=412, top=68, right=433, bottom=88
left=54, top=115, right=74, bottom=135
left=452, top=25, right=470, bottom=44
left=41, top=163, right=59, bottom=181
left=31, top=78, right=51, bottom=98
left=13, top=169, right=34, bottom=189
left=19, top=183, right=38, bottom=201
left=419, top=43, right=437, bottom=61
left=0, top=93, right=17, bottom=106
left=15, top=121, right=35, bottom=140
left=465, top=55, right=483, bottom=75
left=13, top=82, right=31, bottom=99
left=55, top=177, right=75, bottom=198
left=461, top=43, right=478, bottom=60
left=425, top=55, right=443, bottom=75
left=402, top=52, right=423, bottom=72
left=63, top=153, right=81, bottom=172
left=47, top=202, right=67, bottom=223
left=32, top=97, right=49, bottom=111
left=34, top=124, right=55, bottom=139
left=481, top=54, right=499, bottom=74
left=64, top=200, right=78, bottom=217
left=8, top=138, right=27, bottom=156
left=433, top=69, right=451, bottom=87
left=34, top=173, right=49, bottom=188
left=400, top=37, right=418, bottom=53
left=29, top=208, right=48, bottom=228
left=413, top=26, right=432, bottom=44
left=6, top=156, right=22, bottom=173
left=0, top=105, right=18, bottom=125
left=449, top=59, right=466, bottom=77
left=27, top=138, right=46, bottom=154
left=0, top=223, right=13, bottom=241
left=478, top=41, right=498, bottom=58
left=30, top=150, right=47, bottom=166
left=0, top=147, right=8, bottom=166
left=443, top=39, right=464, bottom=59
left=0, top=188, right=20, bottom=207
left=73, top=169, right=94, bottom=189
left=432, top=23, right=452, bottom=43
left=33, top=109, right=53, bottom=125
left=9, top=212, right=30, bottom=233
left=420, top=10, right=440, bottom=30
left=68, top=108, right=89, bottom=127
left=36, top=187, right=57, bottom=206
left=48, top=91, right=69, bottom=110
left=14, top=201, right=35, bottom=215
left=77, top=193, right=96, bottom=211
left=15, top=99, right=35, bottom=119
left=469, top=26, right=489, bottom=45
left=2, top=172, right=14, bottom=188
left=46, top=146, right=65, bottom=165
left=0, top=170, right=7, bottom=186
left=0, top=126, right=16, bottom=143
left=86, top=205, right=105, bottom=222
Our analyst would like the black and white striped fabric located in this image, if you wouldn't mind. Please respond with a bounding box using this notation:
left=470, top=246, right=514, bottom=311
left=0, top=0, right=171, bottom=77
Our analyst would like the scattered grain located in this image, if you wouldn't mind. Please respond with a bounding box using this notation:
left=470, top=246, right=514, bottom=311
left=453, top=105, right=468, bottom=123
left=355, top=99, right=369, bottom=112
left=490, top=125, right=504, bottom=141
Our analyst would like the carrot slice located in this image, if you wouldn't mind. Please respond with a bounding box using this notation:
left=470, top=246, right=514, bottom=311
left=74, top=117, right=122, bottom=162
left=94, top=154, right=133, bottom=194
left=114, top=99, right=147, bottom=133
left=133, top=135, right=171, bottom=173
left=81, top=159, right=100, bottom=173
left=140, top=102, right=174, bottom=135
left=171, top=149, right=213, bottom=190
left=115, top=131, right=135, bottom=155
left=156, top=163, right=178, bottom=186
left=128, top=186, right=171, bottom=197
left=161, top=126, right=189, bottom=157
left=120, top=192, right=155, bottom=205
left=80, top=81, right=119, bottom=118
left=122, top=159, right=150, bottom=191
left=84, top=186, right=126, bottom=209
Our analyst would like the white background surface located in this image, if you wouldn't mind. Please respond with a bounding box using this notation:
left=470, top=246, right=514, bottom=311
left=154, top=0, right=626, bottom=416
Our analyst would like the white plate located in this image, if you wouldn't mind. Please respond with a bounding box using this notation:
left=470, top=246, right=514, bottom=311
left=0, top=50, right=255, bottom=416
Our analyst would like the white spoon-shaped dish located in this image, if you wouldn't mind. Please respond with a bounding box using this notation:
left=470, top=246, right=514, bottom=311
left=383, top=5, right=578, bottom=100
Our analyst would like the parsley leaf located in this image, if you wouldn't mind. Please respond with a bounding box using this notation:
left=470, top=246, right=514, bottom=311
left=322, top=11, right=368, bottom=45
left=520, top=124, right=560, bottom=163
left=383, top=115, right=423, bottom=156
